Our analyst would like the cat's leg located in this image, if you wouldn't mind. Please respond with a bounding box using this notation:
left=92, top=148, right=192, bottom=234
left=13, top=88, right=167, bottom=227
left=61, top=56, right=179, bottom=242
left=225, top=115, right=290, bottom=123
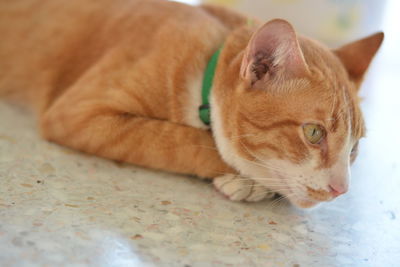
left=40, top=90, right=235, bottom=178
left=213, top=174, right=276, bottom=202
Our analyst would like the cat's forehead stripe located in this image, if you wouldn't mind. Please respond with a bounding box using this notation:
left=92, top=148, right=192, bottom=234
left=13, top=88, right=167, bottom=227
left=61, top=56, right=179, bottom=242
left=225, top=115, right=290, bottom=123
left=238, top=112, right=301, bottom=131
left=236, top=114, right=309, bottom=163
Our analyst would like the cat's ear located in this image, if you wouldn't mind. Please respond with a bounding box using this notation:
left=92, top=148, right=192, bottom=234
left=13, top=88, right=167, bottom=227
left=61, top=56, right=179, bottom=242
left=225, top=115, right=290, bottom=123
left=334, top=32, right=384, bottom=86
left=240, top=19, right=309, bottom=87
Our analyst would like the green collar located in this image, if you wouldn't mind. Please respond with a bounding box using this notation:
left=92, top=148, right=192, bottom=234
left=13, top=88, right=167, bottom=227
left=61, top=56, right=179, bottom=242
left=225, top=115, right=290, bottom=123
left=199, top=47, right=222, bottom=125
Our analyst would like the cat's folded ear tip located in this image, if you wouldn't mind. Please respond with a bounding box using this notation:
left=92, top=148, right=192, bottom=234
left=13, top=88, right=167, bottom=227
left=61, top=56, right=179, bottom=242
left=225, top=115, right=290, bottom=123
left=333, top=30, right=385, bottom=85
left=367, top=31, right=384, bottom=45
left=377, top=31, right=384, bottom=42
left=366, top=31, right=385, bottom=50
left=368, top=31, right=384, bottom=40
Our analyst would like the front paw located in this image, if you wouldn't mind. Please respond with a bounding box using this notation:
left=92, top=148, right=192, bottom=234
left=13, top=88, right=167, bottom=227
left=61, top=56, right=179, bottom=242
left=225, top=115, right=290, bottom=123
left=213, top=174, right=275, bottom=202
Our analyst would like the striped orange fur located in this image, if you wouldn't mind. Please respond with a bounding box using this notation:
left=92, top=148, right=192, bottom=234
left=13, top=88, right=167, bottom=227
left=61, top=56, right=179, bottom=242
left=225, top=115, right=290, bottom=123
left=0, top=0, right=383, bottom=208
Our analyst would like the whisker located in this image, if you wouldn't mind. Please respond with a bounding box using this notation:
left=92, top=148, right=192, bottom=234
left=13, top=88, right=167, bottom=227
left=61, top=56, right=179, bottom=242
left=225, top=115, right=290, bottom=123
left=268, top=195, right=289, bottom=209
left=236, top=142, right=293, bottom=175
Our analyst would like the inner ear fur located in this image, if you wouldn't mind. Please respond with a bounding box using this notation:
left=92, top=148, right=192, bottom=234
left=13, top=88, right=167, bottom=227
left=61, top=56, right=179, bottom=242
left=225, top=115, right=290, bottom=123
left=240, top=19, right=309, bottom=88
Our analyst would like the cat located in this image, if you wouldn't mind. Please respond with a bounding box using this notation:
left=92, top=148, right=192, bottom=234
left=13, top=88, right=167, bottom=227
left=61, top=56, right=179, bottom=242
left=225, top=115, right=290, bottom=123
left=0, top=0, right=383, bottom=208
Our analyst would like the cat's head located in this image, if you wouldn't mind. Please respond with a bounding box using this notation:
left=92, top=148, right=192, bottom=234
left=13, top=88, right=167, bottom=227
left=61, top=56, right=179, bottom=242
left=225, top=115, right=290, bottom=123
left=212, top=19, right=383, bottom=208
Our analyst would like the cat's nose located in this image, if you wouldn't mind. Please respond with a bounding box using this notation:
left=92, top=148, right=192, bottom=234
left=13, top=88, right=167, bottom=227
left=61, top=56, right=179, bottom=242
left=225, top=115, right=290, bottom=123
left=329, top=182, right=348, bottom=197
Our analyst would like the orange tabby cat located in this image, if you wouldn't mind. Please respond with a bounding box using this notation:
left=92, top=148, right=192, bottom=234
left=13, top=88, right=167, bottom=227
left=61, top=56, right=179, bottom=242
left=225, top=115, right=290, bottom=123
left=0, top=0, right=383, bottom=208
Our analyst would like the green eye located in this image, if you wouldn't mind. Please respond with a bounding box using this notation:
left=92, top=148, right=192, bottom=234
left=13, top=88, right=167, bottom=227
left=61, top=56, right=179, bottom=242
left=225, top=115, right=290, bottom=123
left=303, top=124, right=325, bottom=144
left=351, top=141, right=359, bottom=153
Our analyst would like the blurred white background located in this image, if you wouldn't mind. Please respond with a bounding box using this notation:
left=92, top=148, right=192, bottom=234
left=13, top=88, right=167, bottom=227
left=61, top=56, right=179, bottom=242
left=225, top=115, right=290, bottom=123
left=175, top=0, right=397, bottom=48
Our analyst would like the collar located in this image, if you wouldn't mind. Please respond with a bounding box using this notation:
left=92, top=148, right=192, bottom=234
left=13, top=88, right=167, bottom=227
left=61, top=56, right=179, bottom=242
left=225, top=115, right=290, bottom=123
left=199, top=47, right=222, bottom=125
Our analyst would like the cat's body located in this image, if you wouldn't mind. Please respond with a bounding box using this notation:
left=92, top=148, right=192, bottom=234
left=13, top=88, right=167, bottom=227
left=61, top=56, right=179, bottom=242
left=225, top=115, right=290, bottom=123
left=1, top=0, right=237, bottom=177
left=0, top=0, right=383, bottom=208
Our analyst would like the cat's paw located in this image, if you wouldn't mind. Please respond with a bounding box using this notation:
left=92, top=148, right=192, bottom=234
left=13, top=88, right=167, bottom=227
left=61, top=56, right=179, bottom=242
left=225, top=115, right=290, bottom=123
left=213, top=174, right=275, bottom=202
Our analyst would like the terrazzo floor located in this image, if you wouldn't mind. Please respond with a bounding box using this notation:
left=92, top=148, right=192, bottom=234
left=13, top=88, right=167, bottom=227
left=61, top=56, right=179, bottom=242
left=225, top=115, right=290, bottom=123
left=1, top=6, right=400, bottom=267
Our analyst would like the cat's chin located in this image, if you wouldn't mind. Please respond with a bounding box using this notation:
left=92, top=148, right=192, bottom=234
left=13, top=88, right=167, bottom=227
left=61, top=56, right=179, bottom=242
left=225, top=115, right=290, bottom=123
left=275, top=186, right=321, bottom=209
left=292, top=199, right=320, bottom=209
left=285, top=194, right=321, bottom=209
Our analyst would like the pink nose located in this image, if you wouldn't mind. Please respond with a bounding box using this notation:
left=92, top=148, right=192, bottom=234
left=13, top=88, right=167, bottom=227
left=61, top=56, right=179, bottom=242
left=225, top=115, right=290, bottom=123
left=329, top=183, right=348, bottom=197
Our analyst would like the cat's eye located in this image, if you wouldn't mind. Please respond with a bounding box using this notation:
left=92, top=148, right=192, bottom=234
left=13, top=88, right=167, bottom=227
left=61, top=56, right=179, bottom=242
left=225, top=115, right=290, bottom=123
left=351, top=141, right=359, bottom=154
left=350, top=141, right=359, bottom=163
left=303, top=124, right=325, bottom=144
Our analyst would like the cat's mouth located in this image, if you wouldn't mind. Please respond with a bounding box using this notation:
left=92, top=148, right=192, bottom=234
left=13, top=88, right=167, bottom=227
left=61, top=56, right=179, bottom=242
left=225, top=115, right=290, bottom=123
left=254, top=165, right=337, bottom=208
left=279, top=179, right=334, bottom=208
left=288, top=188, right=339, bottom=208
left=282, top=188, right=321, bottom=208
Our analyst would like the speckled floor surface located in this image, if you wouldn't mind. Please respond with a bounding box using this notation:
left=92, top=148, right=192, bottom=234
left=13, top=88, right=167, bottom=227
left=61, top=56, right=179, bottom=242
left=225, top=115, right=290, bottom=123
left=1, top=8, right=400, bottom=267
